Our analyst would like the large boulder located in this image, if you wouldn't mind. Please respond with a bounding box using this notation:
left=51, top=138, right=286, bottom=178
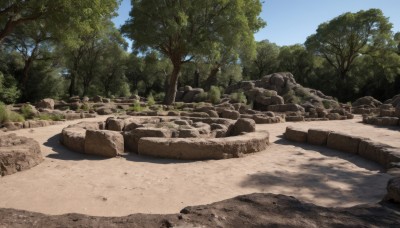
left=352, top=96, right=382, bottom=108
left=231, top=118, right=256, bottom=136
left=182, top=88, right=204, bottom=103
left=284, top=126, right=307, bottom=143
left=106, top=117, right=125, bottom=131
left=221, top=110, right=240, bottom=120
left=84, top=130, right=124, bottom=157
left=61, top=127, right=86, bottom=153
left=327, top=132, right=363, bottom=154
left=36, top=98, right=55, bottom=110
left=307, top=129, right=330, bottom=146
left=0, top=134, right=43, bottom=176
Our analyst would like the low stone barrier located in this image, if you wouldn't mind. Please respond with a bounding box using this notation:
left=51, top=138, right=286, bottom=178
left=0, top=133, right=43, bottom=176
left=61, top=117, right=270, bottom=160
left=138, top=131, right=269, bottom=160
left=283, top=126, right=400, bottom=203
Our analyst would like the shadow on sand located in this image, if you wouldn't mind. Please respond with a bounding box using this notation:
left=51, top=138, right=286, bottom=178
left=239, top=137, right=390, bottom=206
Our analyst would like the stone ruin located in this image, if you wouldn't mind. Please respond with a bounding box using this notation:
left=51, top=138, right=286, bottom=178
left=283, top=126, right=400, bottom=204
left=61, top=116, right=270, bottom=160
left=0, top=133, right=43, bottom=176
left=360, top=94, right=400, bottom=127
left=175, top=72, right=353, bottom=123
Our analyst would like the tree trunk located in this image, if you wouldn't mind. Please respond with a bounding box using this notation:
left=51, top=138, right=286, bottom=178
left=203, top=65, right=220, bottom=91
left=21, top=58, right=33, bottom=89
left=193, top=69, right=200, bottom=88
left=164, top=64, right=181, bottom=105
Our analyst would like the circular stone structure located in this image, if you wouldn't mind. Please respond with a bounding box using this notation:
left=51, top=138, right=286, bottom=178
left=0, top=133, right=43, bottom=176
left=60, top=116, right=270, bottom=160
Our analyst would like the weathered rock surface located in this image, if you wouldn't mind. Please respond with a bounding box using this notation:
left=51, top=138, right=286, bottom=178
left=61, top=127, right=86, bottom=153
left=284, top=126, right=307, bottom=143
left=0, top=193, right=399, bottom=227
left=84, top=130, right=124, bottom=157
left=36, top=98, right=55, bottom=110
left=138, top=131, right=269, bottom=160
left=231, top=118, right=256, bottom=136
left=0, top=134, right=43, bottom=176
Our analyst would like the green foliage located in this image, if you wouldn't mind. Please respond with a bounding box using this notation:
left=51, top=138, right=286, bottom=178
left=208, top=86, right=221, bottom=104
left=0, top=72, right=20, bottom=104
left=0, top=102, right=24, bottom=123
left=283, top=90, right=301, bottom=104
left=230, top=92, right=247, bottom=104
left=122, top=0, right=265, bottom=104
left=130, top=100, right=144, bottom=112
left=153, top=92, right=165, bottom=102
left=147, top=93, right=155, bottom=106
left=21, top=104, right=35, bottom=119
left=80, top=103, right=92, bottom=112
left=322, top=100, right=332, bottom=109
left=305, top=9, right=393, bottom=81
left=38, top=113, right=64, bottom=121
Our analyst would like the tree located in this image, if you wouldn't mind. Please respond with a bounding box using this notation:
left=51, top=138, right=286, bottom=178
left=0, top=0, right=119, bottom=43
left=122, top=0, right=265, bottom=104
left=243, top=40, right=280, bottom=80
left=305, top=9, right=393, bottom=81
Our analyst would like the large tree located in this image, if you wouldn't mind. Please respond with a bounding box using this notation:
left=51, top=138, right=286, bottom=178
left=122, top=0, right=265, bottom=104
left=0, top=0, right=119, bottom=43
left=305, top=9, right=393, bottom=81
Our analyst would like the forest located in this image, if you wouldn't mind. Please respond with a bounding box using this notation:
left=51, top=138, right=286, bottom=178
left=1, top=0, right=400, bottom=105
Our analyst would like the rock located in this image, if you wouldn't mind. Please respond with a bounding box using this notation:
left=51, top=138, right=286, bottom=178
left=284, top=126, right=307, bottom=143
left=96, top=107, right=113, bottom=115
left=61, top=127, right=86, bottom=153
left=206, top=110, right=219, bottom=118
left=178, top=128, right=200, bottom=138
left=36, top=98, right=55, bottom=110
left=268, top=104, right=305, bottom=112
left=0, top=193, right=399, bottom=227
left=106, top=117, right=125, bottom=131
left=285, top=116, right=304, bottom=122
left=327, top=132, right=363, bottom=154
left=93, top=95, right=103, bottom=103
left=84, top=130, right=124, bottom=157
left=138, top=131, right=269, bottom=160
left=0, top=134, right=43, bottom=176
left=231, top=118, right=256, bottom=136
left=182, top=88, right=204, bottom=103
left=307, top=129, right=331, bottom=146
left=221, top=110, right=240, bottom=120
left=124, top=127, right=172, bottom=153
left=352, top=96, right=382, bottom=108
left=386, top=177, right=400, bottom=203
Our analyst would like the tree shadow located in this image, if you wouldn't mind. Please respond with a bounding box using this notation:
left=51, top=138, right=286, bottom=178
left=44, top=133, right=194, bottom=164
left=240, top=138, right=391, bottom=207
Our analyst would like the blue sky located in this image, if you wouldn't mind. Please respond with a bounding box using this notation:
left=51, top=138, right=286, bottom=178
left=113, top=0, right=400, bottom=47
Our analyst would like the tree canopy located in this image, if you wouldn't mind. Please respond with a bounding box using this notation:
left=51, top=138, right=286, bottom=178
left=122, top=0, right=265, bottom=104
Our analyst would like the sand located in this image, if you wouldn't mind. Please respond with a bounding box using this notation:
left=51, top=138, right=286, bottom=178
left=0, top=115, right=396, bottom=216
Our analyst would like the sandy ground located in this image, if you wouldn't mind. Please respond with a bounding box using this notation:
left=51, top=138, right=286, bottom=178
left=0, top=115, right=398, bottom=216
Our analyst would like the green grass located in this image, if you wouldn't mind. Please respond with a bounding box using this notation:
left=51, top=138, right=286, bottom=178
left=0, top=102, right=25, bottom=123
left=38, top=113, right=65, bottom=121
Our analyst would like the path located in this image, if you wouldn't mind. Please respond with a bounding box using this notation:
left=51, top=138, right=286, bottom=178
left=0, top=116, right=396, bottom=216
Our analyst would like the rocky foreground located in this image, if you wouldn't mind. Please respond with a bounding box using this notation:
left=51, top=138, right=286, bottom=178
left=0, top=193, right=399, bottom=227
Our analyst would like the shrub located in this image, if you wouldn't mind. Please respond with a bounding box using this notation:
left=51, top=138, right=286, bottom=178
left=21, top=104, right=36, bottom=119
left=0, top=102, right=24, bottom=123
left=283, top=90, right=301, bottom=104
left=208, top=86, right=221, bottom=104
left=147, top=93, right=155, bottom=106
left=153, top=92, right=165, bottom=102
left=80, top=103, right=92, bottom=111
left=38, top=113, right=65, bottom=121
left=195, top=92, right=208, bottom=102
left=130, top=100, right=143, bottom=112
left=230, top=92, right=247, bottom=104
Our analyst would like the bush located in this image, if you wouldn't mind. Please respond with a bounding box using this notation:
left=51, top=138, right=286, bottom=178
left=195, top=92, right=208, bottom=102
left=21, top=105, right=34, bottom=119
left=0, top=102, right=24, bottom=123
left=130, top=100, right=143, bottom=112
left=38, top=113, right=65, bottom=121
left=283, top=90, right=301, bottom=104
left=147, top=93, right=155, bottom=106
left=153, top=92, right=165, bottom=102
left=230, top=92, right=247, bottom=104
left=80, top=103, right=92, bottom=111
left=208, top=86, right=221, bottom=104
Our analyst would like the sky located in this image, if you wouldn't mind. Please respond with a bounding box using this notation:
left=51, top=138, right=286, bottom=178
left=112, top=0, right=400, bottom=47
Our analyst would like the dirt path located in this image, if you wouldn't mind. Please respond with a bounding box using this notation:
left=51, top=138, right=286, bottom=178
left=0, top=115, right=396, bottom=216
